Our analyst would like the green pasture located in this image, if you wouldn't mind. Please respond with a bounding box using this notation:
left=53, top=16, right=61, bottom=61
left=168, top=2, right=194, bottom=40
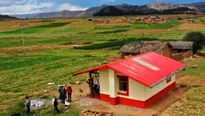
left=0, top=17, right=205, bottom=115
left=132, top=20, right=182, bottom=29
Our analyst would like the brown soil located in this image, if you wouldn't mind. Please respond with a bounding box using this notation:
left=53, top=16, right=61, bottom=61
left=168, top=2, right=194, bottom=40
left=177, top=75, right=205, bottom=87
left=0, top=105, right=8, bottom=110
left=148, top=84, right=189, bottom=116
left=80, top=110, right=113, bottom=116
left=73, top=75, right=202, bottom=116
left=0, top=44, right=82, bottom=56
left=179, top=23, right=205, bottom=30
left=46, top=82, right=90, bottom=102
left=4, top=75, right=199, bottom=115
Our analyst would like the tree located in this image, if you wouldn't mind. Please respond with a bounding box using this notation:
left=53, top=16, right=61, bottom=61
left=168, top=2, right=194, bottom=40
left=183, top=31, right=205, bottom=53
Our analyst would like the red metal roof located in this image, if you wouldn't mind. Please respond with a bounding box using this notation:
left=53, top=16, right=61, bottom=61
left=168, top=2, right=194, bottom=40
left=73, top=52, right=186, bottom=88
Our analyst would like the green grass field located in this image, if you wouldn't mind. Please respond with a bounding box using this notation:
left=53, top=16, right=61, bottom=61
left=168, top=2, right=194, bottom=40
left=0, top=16, right=205, bottom=116
left=132, top=20, right=182, bottom=29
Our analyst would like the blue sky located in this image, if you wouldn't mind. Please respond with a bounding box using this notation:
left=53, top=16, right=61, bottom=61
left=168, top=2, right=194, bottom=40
left=0, top=0, right=204, bottom=15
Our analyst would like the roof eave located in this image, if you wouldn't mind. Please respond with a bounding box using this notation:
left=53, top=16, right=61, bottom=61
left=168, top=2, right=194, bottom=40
left=149, top=66, right=186, bottom=88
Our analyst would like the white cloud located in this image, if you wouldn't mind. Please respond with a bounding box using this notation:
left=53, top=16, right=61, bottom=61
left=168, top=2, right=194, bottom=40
left=0, top=2, right=54, bottom=15
left=57, top=3, right=88, bottom=11
left=0, top=0, right=27, bottom=6
left=102, top=0, right=116, bottom=2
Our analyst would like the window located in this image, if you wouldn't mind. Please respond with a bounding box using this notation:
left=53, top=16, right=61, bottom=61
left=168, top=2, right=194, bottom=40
left=117, top=75, right=129, bottom=96
left=166, top=77, right=171, bottom=83
left=119, top=78, right=127, bottom=92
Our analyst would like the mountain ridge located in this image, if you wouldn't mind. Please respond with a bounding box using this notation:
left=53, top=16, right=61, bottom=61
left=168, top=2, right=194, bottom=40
left=12, top=2, right=205, bottom=19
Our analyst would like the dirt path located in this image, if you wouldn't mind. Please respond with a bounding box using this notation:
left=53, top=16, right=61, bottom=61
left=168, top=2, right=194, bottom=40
left=179, top=23, right=205, bottom=30
left=40, top=75, right=204, bottom=116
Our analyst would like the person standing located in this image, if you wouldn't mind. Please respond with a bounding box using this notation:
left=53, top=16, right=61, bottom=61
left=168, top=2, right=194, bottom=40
left=25, top=95, right=30, bottom=115
left=66, top=84, right=72, bottom=102
left=58, top=85, right=66, bottom=103
left=53, top=97, right=60, bottom=113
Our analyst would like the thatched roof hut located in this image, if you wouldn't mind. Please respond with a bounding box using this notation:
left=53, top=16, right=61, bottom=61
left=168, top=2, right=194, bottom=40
left=119, top=41, right=166, bottom=54
left=119, top=41, right=194, bottom=54
left=168, top=41, right=194, bottom=50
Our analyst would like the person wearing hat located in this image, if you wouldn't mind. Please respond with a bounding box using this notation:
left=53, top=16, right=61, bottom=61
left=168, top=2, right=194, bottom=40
left=66, top=84, right=72, bottom=102
left=58, top=85, right=66, bottom=103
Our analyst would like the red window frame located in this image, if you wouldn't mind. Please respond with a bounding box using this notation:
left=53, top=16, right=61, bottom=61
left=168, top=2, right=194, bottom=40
left=117, top=75, right=129, bottom=96
left=166, top=77, right=171, bottom=83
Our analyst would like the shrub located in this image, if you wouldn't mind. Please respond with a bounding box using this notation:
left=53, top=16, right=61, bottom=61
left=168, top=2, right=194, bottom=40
left=183, top=31, right=205, bottom=53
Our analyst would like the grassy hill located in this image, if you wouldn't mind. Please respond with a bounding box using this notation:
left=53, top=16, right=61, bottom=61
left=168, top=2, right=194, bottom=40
left=0, top=16, right=205, bottom=116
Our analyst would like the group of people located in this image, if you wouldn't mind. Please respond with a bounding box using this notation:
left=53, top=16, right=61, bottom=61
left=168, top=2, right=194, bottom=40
left=86, top=78, right=100, bottom=97
left=54, top=83, right=73, bottom=113
left=58, top=84, right=72, bottom=103
left=24, top=84, right=73, bottom=115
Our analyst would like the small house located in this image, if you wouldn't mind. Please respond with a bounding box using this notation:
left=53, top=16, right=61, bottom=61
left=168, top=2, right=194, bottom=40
left=73, top=52, right=186, bottom=108
left=88, top=18, right=93, bottom=21
left=119, top=41, right=194, bottom=61
left=200, top=19, right=205, bottom=24
left=188, top=19, right=195, bottom=23
left=168, top=41, right=194, bottom=60
left=93, top=19, right=105, bottom=24
left=116, top=18, right=124, bottom=23
left=119, top=41, right=172, bottom=59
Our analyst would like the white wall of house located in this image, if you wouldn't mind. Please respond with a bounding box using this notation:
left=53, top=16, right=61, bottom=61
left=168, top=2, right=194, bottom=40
left=99, top=68, right=176, bottom=101
left=145, top=75, right=176, bottom=100
left=99, top=68, right=109, bottom=94
left=128, top=78, right=146, bottom=101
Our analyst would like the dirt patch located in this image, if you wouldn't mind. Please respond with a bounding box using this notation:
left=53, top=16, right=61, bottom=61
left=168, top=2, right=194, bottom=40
left=77, top=97, right=158, bottom=116
left=149, top=85, right=189, bottom=114
left=179, top=23, right=205, bottom=30
left=158, top=75, right=205, bottom=116
left=80, top=109, right=113, bottom=116
left=0, top=44, right=83, bottom=56
left=0, top=105, right=8, bottom=110
left=177, top=76, right=205, bottom=87
left=44, top=82, right=90, bottom=102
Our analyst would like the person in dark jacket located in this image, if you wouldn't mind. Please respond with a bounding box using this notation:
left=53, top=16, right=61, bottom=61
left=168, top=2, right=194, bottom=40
left=53, top=97, right=60, bottom=113
left=25, top=95, right=30, bottom=115
left=66, top=84, right=72, bottom=102
left=58, top=85, right=66, bottom=103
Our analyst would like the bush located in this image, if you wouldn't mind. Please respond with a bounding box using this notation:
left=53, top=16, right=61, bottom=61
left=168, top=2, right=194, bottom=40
left=183, top=31, right=205, bottom=53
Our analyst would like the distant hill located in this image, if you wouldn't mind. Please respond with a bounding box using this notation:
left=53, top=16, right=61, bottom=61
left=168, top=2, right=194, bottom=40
left=0, top=14, right=16, bottom=19
left=13, top=2, right=205, bottom=19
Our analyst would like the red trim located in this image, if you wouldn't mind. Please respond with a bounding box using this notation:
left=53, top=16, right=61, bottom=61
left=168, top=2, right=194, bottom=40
left=99, top=82, right=176, bottom=108
left=72, top=65, right=107, bottom=76
left=100, top=94, right=110, bottom=102
left=144, top=82, right=176, bottom=108
left=117, top=75, right=129, bottom=96
left=110, top=97, right=118, bottom=105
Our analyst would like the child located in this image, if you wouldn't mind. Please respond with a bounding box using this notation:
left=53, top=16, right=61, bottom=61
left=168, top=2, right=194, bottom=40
left=25, top=95, right=30, bottom=115
left=53, top=97, right=60, bottom=113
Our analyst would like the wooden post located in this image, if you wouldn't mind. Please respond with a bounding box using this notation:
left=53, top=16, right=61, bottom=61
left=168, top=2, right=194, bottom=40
left=89, top=72, right=93, bottom=98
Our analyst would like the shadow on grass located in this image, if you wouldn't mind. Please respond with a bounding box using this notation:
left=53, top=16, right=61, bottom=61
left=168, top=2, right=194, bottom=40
left=74, top=37, right=159, bottom=50
left=95, top=29, right=129, bottom=34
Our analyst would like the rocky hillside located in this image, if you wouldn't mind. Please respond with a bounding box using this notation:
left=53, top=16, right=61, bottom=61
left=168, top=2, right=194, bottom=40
left=0, top=14, right=16, bottom=19
left=14, top=2, right=205, bottom=18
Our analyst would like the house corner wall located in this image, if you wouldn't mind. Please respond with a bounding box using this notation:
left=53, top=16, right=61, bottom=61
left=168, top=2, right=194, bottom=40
left=109, top=69, right=118, bottom=105
left=144, top=75, right=176, bottom=108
